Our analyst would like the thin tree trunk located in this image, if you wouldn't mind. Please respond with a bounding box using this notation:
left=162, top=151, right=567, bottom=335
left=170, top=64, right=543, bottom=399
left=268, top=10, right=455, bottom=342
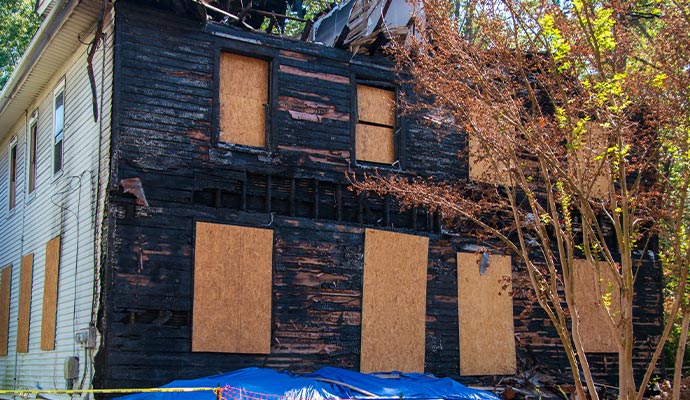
left=673, top=307, right=690, bottom=400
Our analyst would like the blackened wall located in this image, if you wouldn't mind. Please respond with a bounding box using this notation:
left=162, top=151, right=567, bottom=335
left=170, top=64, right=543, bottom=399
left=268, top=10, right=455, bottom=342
left=95, top=0, right=663, bottom=391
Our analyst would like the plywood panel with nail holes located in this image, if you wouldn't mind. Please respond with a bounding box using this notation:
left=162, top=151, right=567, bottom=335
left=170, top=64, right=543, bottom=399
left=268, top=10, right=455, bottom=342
left=219, top=53, right=268, bottom=148
left=573, top=259, right=620, bottom=353
left=468, top=136, right=511, bottom=186
left=457, top=252, right=516, bottom=375
left=570, top=123, right=609, bottom=199
left=356, top=124, right=395, bottom=164
left=41, top=236, right=61, bottom=351
left=0, top=266, right=11, bottom=356
left=17, top=254, right=33, bottom=353
left=357, top=85, right=395, bottom=127
left=192, top=222, right=273, bottom=354
left=360, top=229, right=428, bottom=373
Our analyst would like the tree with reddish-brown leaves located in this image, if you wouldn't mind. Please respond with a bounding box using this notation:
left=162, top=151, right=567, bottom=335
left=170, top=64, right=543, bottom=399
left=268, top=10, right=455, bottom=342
left=353, top=0, right=690, bottom=398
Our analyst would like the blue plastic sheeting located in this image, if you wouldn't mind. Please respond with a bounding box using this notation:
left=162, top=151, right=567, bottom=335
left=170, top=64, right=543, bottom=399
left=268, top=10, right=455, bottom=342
left=116, top=367, right=500, bottom=400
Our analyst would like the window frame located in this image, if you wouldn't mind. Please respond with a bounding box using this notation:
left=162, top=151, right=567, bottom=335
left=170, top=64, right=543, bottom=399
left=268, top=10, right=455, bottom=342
left=52, top=80, right=65, bottom=176
left=27, top=110, right=38, bottom=194
left=214, top=49, right=276, bottom=154
left=351, top=78, right=403, bottom=168
left=8, top=136, right=18, bottom=210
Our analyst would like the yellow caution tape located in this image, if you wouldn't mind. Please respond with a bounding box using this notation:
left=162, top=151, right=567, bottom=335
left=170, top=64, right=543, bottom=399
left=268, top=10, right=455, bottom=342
left=0, top=387, right=220, bottom=395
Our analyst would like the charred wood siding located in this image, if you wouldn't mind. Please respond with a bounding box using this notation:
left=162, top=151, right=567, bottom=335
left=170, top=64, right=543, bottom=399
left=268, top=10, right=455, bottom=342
left=98, top=0, right=663, bottom=391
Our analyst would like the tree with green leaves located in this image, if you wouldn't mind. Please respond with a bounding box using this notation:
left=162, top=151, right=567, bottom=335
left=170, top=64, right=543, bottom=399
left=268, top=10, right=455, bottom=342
left=354, top=0, right=690, bottom=398
left=0, top=0, right=41, bottom=90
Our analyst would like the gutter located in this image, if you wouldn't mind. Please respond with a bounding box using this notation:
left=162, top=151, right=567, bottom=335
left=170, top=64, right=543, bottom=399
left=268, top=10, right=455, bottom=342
left=0, top=0, right=79, bottom=117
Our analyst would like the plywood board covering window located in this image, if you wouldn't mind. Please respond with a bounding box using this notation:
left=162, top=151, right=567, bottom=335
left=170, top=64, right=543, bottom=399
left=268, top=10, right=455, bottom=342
left=0, top=265, right=11, bottom=356
left=360, top=228, right=428, bottom=373
left=457, top=252, right=516, bottom=375
left=41, top=236, right=61, bottom=351
left=193, top=222, right=273, bottom=353
left=356, top=85, right=395, bottom=164
left=219, top=53, right=269, bottom=148
left=468, top=136, right=511, bottom=186
left=570, top=123, right=609, bottom=199
left=573, top=259, right=620, bottom=352
left=17, top=254, right=33, bottom=353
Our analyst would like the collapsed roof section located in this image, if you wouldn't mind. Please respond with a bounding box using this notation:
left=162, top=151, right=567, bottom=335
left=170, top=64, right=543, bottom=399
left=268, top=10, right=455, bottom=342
left=309, top=0, right=419, bottom=54
left=188, top=0, right=418, bottom=54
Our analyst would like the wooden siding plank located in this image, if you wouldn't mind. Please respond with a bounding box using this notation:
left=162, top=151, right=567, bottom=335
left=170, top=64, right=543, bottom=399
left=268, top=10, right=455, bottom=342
left=457, top=252, right=516, bottom=375
left=192, top=222, right=273, bottom=353
left=41, top=236, right=61, bottom=351
left=17, top=254, right=33, bottom=353
left=219, top=53, right=268, bottom=148
left=360, top=228, right=428, bottom=373
left=0, top=265, right=11, bottom=356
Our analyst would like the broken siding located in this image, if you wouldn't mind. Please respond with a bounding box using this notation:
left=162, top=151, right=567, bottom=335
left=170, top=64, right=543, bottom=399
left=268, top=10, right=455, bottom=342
left=0, top=4, right=114, bottom=390
left=101, top=0, right=662, bottom=390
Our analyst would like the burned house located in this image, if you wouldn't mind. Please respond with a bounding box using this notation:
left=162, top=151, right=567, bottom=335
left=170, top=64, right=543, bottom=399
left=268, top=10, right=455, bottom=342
left=0, top=0, right=662, bottom=395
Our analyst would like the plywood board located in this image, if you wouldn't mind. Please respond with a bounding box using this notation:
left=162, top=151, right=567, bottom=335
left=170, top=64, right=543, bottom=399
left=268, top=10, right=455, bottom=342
left=361, top=228, right=428, bottom=373
left=357, top=84, right=395, bottom=127
left=0, top=266, right=11, bottom=356
left=219, top=53, right=268, bottom=148
left=193, top=222, right=273, bottom=354
left=571, top=123, right=609, bottom=198
left=573, top=259, right=620, bottom=353
left=356, top=124, right=395, bottom=164
left=457, top=252, right=516, bottom=375
left=41, top=236, right=61, bottom=351
left=468, top=136, right=511, bottom=186
left=17, top=254, right=33, bottom=353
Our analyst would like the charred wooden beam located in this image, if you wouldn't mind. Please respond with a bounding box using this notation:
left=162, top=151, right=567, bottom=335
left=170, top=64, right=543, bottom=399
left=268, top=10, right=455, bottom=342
left=384, top=194, right=391, bottom=226
left=241, top=180, right=247, bottom=211
left=313, top=179, right=319, bottom=219
left=266, top=175, right=272, bottom=213
left=336, top=184, right=342, bottom=222
left=290, top=178, right=296, bottom=217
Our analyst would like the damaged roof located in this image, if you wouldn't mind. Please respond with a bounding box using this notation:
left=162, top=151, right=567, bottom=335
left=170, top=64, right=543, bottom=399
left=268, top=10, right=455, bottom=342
left=191, top=0, right=418, bottom=54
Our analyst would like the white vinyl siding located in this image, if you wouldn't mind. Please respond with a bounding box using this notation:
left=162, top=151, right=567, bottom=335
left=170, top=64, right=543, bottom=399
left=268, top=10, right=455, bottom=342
left=0, top=5, right=114, bottom=390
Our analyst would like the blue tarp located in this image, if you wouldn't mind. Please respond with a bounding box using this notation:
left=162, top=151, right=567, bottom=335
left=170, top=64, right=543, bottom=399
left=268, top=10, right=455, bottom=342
left=116, top=367, right=499, bottom=400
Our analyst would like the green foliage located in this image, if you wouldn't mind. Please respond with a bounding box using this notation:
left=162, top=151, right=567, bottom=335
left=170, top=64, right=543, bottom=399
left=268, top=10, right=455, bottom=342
left=278, top=0, right=342, bottom=37
left=0, top=0, right=41, bottom=90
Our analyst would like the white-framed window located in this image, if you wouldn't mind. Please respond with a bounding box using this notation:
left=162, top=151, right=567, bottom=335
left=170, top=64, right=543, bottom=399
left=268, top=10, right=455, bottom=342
left=8, top=136, right=18, bottom=210
left=53, top=81, right=65, bottom=175
left=28, top=110, right=38, bottom=193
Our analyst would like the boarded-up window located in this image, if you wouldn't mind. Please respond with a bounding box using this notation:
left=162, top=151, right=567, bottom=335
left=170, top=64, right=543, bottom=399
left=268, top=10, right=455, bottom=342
left=356, top=85, right=396, bottom=164
left=219, top=53, right=269, bottom=148
left=41, top=236, right=61, bottom=351
left=570, top=123, right=609, bottom=198
left=360, top=228, right=428, bottom=372
left=573, top=259, right=620, bottom=352
left=468, top=136, right=512, bottom=186
left=193, top=222, right=273, bottom=353
left=17, top=254, right=33, bottom=353
left=0, top=265, right=11, bottom=356
left=457, top=252, right=516, bottom=375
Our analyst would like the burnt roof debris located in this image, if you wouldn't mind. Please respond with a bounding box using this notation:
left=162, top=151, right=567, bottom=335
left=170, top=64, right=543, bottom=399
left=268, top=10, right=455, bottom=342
left=195, top=0, right=309, bottom=34
left=309, top=0, right=418, bottom=54
left=177, top=0, right=417, bottom=53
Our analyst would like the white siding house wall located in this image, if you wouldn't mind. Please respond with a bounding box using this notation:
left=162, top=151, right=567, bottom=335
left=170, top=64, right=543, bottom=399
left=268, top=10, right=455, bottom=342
left=0, top=4, right=113, bottom=393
